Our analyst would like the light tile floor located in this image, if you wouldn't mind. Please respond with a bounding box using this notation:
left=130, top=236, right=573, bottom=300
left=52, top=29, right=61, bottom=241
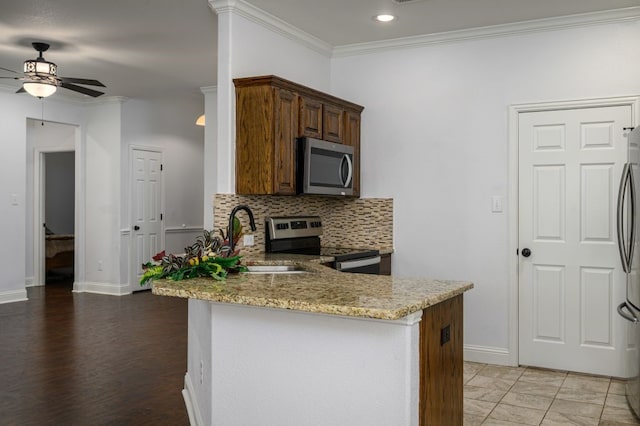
left=464, top=362, right=640, bottom=425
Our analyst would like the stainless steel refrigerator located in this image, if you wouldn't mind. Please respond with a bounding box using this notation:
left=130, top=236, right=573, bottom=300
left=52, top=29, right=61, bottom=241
left=617, top=126, right=640, bottom=418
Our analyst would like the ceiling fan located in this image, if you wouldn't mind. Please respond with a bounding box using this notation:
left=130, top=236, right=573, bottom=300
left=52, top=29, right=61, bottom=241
left=0, top=42, right=105, bottom=98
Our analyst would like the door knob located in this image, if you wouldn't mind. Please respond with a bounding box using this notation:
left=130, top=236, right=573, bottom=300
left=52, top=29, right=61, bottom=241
left=134, top=225, right=140, bottom=231
left=521, top=248, right=531, bottom=257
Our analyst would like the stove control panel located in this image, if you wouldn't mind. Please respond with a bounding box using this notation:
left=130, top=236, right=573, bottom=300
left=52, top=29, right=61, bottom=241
left=267, top=216, right=323, bottom=240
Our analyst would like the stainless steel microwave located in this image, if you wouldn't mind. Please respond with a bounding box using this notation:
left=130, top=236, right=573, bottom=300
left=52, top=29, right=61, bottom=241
left=296, top=137, right=354, bottom=196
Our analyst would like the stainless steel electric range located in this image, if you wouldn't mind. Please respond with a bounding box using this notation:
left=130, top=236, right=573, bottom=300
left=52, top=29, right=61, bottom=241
left=265, top=216, right=381, bottom=274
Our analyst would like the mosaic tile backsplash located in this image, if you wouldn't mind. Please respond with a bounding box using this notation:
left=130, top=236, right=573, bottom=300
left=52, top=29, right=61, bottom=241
left=213, top=194, right=393, bottom=255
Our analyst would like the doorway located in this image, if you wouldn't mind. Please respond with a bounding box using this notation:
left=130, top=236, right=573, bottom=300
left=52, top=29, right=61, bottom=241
left=42, top=151, right=75, bottom=283
left=510, top=97, right=639, bottom=377
left=130, top=147, right=164, bottom=292
left=27, top=119, right=79, bottom=288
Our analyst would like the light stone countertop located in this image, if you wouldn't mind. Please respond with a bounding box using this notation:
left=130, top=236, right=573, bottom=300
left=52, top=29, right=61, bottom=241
left=151, top=256, right=473, bottom=321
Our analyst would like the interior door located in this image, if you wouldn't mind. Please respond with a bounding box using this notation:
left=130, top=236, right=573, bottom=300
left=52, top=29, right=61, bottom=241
left=131, top=148, right=163, bottom=292
left=518, top=105, right=631, bottom=377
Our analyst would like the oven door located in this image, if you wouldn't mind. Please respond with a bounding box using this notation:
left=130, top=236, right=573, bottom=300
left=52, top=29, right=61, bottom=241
left=335, top=256, right=381, bottom=274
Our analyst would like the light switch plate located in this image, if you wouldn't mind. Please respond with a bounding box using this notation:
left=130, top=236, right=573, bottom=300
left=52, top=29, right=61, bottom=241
left=243, top=234, right=254, bottom=246
left=491, top=196, right=503, bottom=213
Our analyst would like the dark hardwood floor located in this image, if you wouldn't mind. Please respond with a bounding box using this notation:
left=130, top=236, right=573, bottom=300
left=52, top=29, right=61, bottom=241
left=0, top=277, right=189, bottom=425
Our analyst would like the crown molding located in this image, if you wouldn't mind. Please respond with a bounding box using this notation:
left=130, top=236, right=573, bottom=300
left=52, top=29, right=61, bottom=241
left=205, top=3, right=639, bottom=59
left=334, top=6, right=640, bottom=57
left=83, top=96, right=129, bottom=106
left=200, top=85, right=218, bottom=95
left=209, top=0, right=333, bottom=57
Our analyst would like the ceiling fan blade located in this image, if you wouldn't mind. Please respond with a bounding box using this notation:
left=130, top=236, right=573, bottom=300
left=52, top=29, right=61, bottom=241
left=16, top=87, right=26, bottom=93
left=60, top=82, right=104, bottom=97
left=60, top=77, right=106, bottom=87
left=0, top=67, right=19, bottom=74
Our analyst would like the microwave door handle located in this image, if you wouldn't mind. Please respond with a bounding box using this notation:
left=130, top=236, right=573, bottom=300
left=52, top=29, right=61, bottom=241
left=340, top=154, right=353, bottom=188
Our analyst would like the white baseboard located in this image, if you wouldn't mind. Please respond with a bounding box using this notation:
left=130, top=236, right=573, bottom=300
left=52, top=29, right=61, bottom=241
left=0, top=288, right=28, bottom=304
left=73, top=281, right=131, bottom=296
left=183, top=372, right=204, bottom=426
left=464, top=344, right=516, bottom=366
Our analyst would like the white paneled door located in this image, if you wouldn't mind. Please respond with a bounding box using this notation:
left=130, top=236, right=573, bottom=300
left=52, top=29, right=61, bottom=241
left=518, top=105, right=631, bottom=377
left=131, top=148, right=163, bottom=292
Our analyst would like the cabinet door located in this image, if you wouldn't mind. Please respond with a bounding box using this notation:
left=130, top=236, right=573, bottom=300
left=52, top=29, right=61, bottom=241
left=235, top=85, right=274, bottom=194
left=274, top=88, right=298, bottom=195
left=379, top=254, right=392, bottom=275
left=299, top=96, right=322, bottom=139
left=323, top=104, right=344, bottom=143
left=344, top=110, right=361, bottom=196
left=419, top=295, right=463, bottom=425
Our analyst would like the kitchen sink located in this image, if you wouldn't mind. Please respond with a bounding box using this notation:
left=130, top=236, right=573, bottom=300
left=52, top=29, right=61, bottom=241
left=245, top=265, right=309, bottom=274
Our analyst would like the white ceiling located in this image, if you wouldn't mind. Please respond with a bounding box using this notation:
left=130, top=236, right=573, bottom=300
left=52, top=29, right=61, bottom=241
left=1, top=0, right=638, bottom=99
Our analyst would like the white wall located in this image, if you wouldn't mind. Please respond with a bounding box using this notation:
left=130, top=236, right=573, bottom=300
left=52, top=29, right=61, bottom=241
left=330, top=20, right=640, bottom=362
left=0, top=86, right=205, bottom=300
left=202, top=86, right=217, bottom=230
left=83, top=99, right=125, bottom=291
left=122, top=97, right=205, bottom=257
left=213, top=7, right=332, bottom=194
left=0, top=90, right=83, bottom=302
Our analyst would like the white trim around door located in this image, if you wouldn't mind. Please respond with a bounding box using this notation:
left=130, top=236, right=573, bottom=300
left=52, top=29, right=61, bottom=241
left=31, top=128, right=82, bottom=289
left=507, top=95, right=640, bottom=367
left=129, top=145, right=165, bottom=293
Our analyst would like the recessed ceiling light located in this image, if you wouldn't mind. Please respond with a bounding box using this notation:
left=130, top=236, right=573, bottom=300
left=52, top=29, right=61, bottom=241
left=374, top=14, right=395, bottom=23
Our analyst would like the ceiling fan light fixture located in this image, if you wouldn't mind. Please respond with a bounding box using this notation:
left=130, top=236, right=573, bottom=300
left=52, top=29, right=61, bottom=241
left=24, top=59, right=57, bottom=77
left=23, top=82, right=57, bottom=98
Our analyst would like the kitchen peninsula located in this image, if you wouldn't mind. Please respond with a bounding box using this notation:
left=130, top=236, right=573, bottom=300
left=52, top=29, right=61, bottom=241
left=153, top=259, right=473, bottom=426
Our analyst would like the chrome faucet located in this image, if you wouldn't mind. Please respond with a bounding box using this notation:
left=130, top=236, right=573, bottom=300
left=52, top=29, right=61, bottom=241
left=228, top=205, right=257, bottom=253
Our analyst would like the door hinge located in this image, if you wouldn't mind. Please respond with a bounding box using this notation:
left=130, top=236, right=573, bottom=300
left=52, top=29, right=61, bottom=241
left=516, top=248, right=519, bottom=255
left=160, top=213, right=163, bottom=221
left=160, top=164, right=163, bottom=171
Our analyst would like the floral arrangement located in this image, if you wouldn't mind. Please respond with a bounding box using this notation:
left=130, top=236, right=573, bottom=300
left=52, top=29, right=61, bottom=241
left=140, top=222, right=247, bottom=285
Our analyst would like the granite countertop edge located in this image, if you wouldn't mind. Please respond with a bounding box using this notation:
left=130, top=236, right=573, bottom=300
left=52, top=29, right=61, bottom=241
left=152, top=282, right=472, bottom=321
left=151, top=256, right=473, bottom=320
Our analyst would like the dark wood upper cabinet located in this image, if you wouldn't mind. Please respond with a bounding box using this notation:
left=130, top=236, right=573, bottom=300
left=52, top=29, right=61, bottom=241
left=299, top=95, right=323, bottom=139
left=322, top=103, right=344, bottom=143
left=234, top=75, right=364, bottom=196
left=234, top=84, right=296, bottom=195
left=344, top=110, right=361, bottom=196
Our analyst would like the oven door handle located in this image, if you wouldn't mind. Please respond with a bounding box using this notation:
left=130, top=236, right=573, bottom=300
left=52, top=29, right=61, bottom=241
left=336, top=256, right=381, bottom=271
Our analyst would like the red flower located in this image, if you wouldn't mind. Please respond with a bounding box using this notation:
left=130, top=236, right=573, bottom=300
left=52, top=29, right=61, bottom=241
left=152, top=251, right=166, bottom=262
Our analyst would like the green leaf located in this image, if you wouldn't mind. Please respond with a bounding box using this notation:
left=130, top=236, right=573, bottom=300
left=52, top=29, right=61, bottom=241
left=232, top=217, right=243, bottom=240
left=211, top=255, right=243, bottom=268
